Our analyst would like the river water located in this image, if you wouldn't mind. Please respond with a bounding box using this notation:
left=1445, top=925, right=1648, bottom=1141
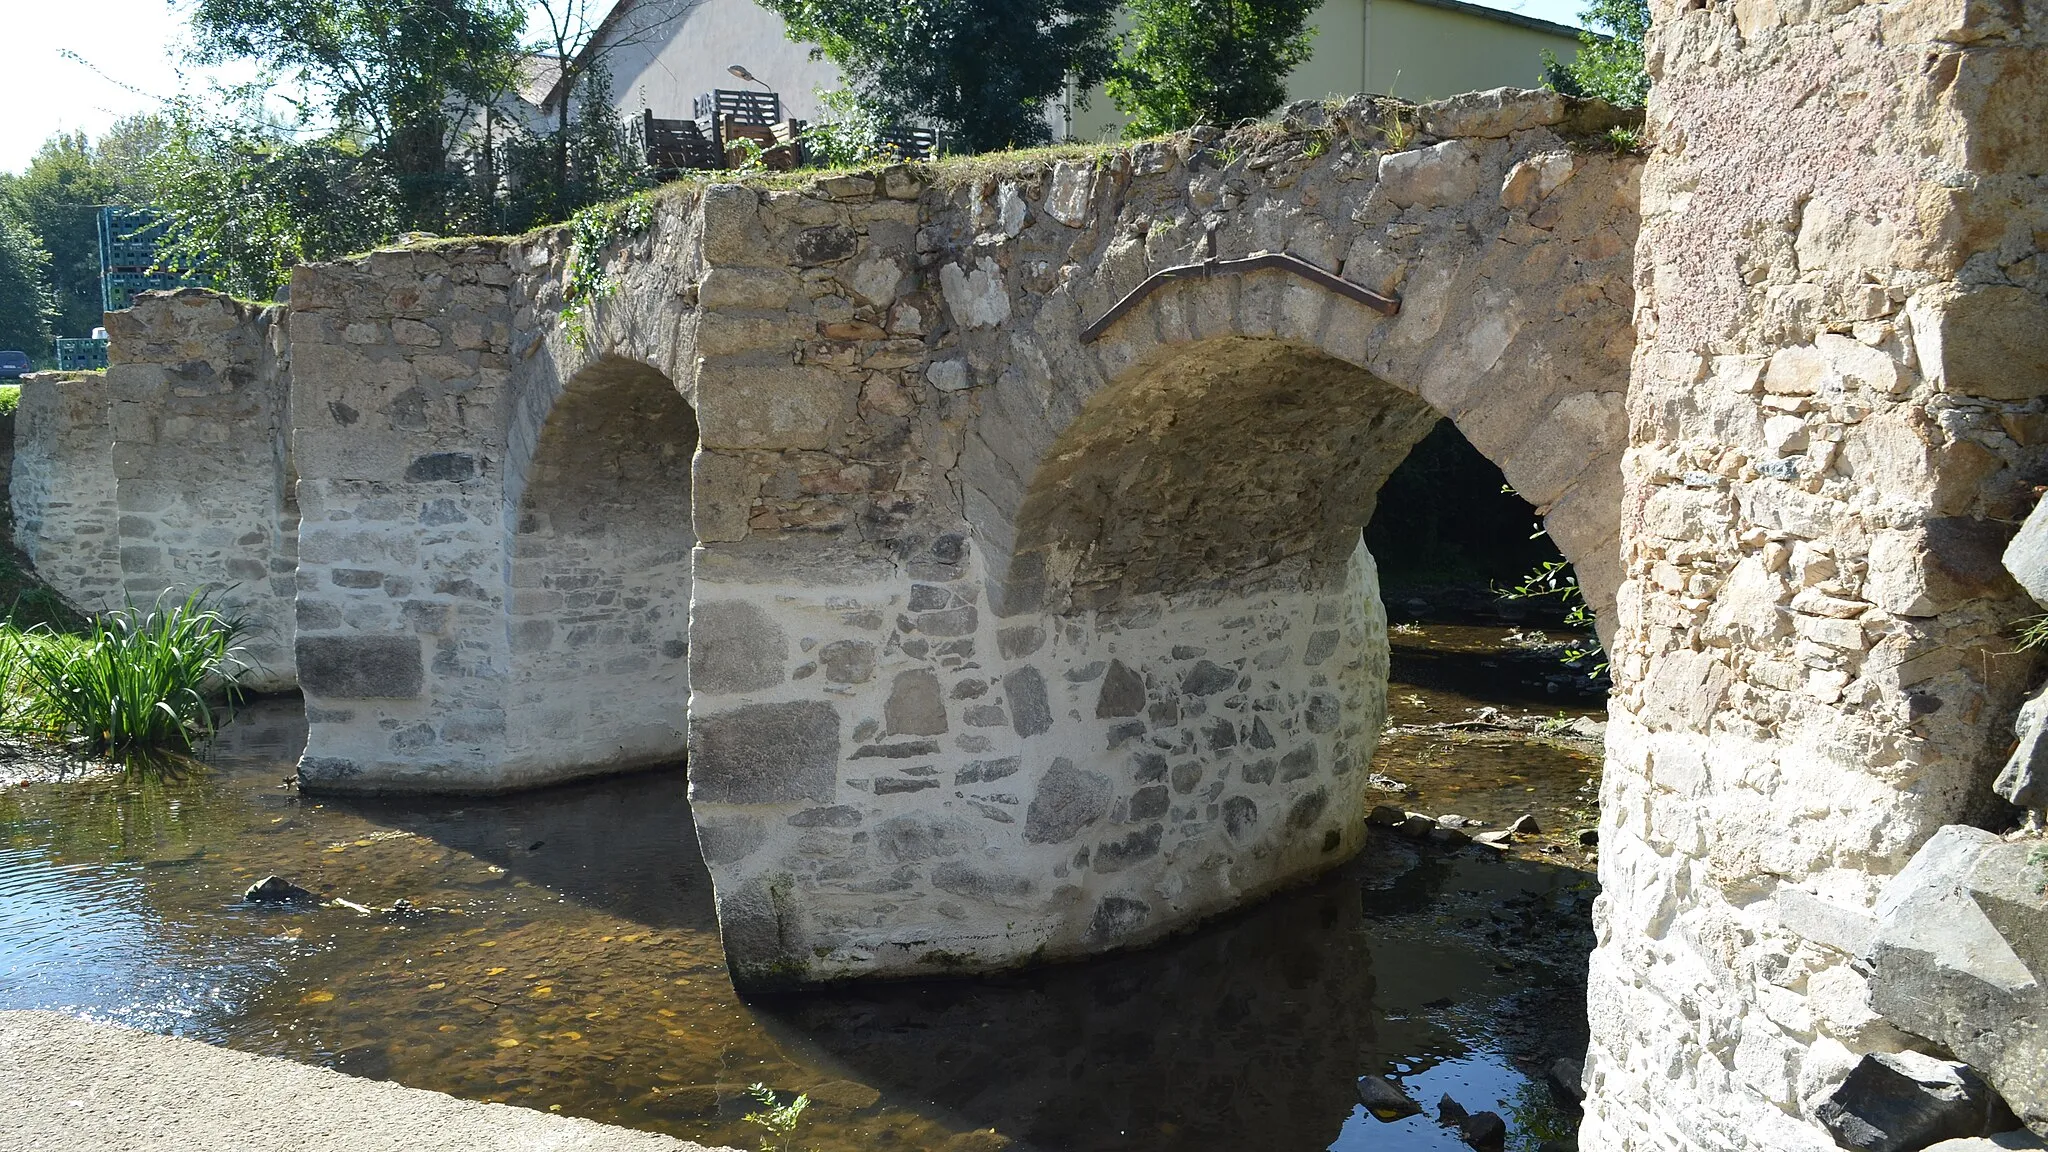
left=0, top=623, right=1600, bottom=1152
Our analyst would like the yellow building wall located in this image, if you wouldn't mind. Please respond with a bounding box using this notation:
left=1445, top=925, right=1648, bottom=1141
left=1063, top=0, right=1582, bottom=142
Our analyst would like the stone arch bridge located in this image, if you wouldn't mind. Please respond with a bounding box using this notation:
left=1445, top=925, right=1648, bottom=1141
left=16, top=31, right=2048, bottom=1148
left=21, top=88, right=1641, bottom=983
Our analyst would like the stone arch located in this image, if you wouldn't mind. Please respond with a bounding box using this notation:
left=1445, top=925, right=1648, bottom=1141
left=983, top=267, right=1626, bottom=642
left=500, top=353, right=698, bottom=781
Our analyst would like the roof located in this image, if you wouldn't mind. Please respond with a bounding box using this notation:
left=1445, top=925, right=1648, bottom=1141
left=1386, top=0, right=1589, bottom=41
left=535, top=0, right=642, bottom=112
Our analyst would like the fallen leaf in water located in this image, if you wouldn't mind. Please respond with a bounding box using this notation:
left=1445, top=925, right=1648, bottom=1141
left=426, top=982, right=446, bottom=990
left=486, top=967, right=507, bottom=976
left=494, top=1037, right=521, bottom=1048
left=300, top=989, right=335, bottom=1004
left=531, top=986, right=553, bottom=997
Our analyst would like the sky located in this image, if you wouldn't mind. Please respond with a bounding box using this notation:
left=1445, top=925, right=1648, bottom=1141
left=3, top=0, right=1593, bottom=176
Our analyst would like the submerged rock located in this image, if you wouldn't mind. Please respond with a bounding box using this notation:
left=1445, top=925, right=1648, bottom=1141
left=243, top=875, right=317, bottom=903
left=1438, top=1093, right=1469, bottom=1123
left=1547, top=1056, right=1587, bottom=1107
left=1356, top=1074, right=1422, bottom=1119
left=1460, top=1110, right=1507, bottom=1149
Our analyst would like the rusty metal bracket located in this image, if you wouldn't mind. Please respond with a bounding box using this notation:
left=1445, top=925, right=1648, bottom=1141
left=1078, top=239, right=1401, bottom=344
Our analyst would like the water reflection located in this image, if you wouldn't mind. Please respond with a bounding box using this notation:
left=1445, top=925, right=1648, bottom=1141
left=0, top=637, right=1597, bottom=1152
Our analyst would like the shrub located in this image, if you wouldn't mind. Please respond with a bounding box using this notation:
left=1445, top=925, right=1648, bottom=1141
left=4, top=592, right=248, bottom=762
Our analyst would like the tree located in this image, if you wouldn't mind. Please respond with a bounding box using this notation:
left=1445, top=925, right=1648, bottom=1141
left=759, top=0, right=1122, bottom=152
left=186, top=0, right=526, bottom=230
left=1106, top=0, right=1321, bottom=137
left=0, top=216, right=56, bottom=356
left=1, top=131, right=125, bottom=343
left=520, top=0, right=695, bottom=207
left=495, top=68, right=652, bottom=232
left=1543, top=0, right=1649, bottom=108
left=141, top=108, right=401, bottom=300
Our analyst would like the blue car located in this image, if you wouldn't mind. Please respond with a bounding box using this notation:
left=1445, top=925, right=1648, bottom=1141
left=0, top=351, right=28, bottom=379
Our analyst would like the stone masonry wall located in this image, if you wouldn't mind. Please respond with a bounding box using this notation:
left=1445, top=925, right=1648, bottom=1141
left=12, top=372, right=120, bottom=610
left=102, top=290, right=297, bottom=690
left=20, top=93, right=1643, bottom=989
left=1583, top=0, right=2048, bottom=1145
left=641, top=93, right=1643, bottom=984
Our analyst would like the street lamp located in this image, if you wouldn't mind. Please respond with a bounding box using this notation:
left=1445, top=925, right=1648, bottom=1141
left=727, top=64, right=772, bottom=92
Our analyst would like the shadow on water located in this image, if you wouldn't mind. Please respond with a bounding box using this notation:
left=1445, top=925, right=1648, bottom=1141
left=328, top=768, right=716, bottom=935
left=751, top=835, right=1592, bottom=1152
left=2, top=653, right=1598, bottom=1152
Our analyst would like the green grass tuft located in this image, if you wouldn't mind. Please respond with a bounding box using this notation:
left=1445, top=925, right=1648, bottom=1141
left=2, top=591, right=248, bottom=765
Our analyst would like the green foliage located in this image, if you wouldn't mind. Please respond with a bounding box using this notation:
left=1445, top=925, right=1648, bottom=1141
left=1604, top=125, right=1643, bottom=152
left=1105, top=0, right=1322, bottom=136
left=141, top=109, right=404, bottom=301
left=742, top=1084, right=811, bottom=1152
left=3, top=592, right=248, bottom=764
left=1542, top=0, right=1650, bottom=108
left=560, top=193, right=658, bottom=343
left=0, top=125, right=159, bottom=346
left=1382, top=105, right=1415, bottom=150
left=760, top=0, right=1121, bottom=152
left=0, top=216, right=55, bottom=356
left=186, top=0, right=525, bottom=230
left=800, top=90, right=898, bottom=169
left=0, top=385, right=19, bottom=415
left=1499, top=557, right=1606, bottom=675
left=494, top=68, right=652, bottom=233
left=2014, top=613, right=2048, bottom=652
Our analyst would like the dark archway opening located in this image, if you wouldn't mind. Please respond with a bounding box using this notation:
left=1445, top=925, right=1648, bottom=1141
left=1366, top=417, right=1609, bottom=707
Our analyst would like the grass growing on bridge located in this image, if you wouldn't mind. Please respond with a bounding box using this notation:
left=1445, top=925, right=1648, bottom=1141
left=1, top=592, right=248, bottom=764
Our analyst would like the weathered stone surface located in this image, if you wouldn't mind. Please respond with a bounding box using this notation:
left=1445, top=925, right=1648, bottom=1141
left=1866, top=827, right=2048, bottom=1137
left=817, top=639, right=875, bottom=684
left=1996, top=691, right=2048, bottom=812
left=1417, top=87, right=1565, bottom=138
left=1377, top=140, right=1482, bottom=208
left=688, top=702, right=839, bottom=805
left=297, top=636, right=423, bottom=699
left=690, top=601, right=786, bottom=694
left=1095, top=659, right=1146, bottom=717
left=1023, top=758, right=1110, bottom=844
left=1004, top=666, right=1052, bottom=737
left=2003, top=496, right=2048, bottom=610
left=1815, top=1051, right=2011, bottom=1152
left=1042, top=161, right=1093, bottom=227
left=939, top=258, right=1010, bottom=328
left=884, top=669, right=948, bottom=735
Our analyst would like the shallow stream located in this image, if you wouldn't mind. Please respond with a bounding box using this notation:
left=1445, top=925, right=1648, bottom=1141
left=0, top=623, right=1600, bottom=1152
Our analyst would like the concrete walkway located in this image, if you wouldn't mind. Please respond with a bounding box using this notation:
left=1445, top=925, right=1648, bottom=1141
left=0, top=1011, right=733, bottom=1151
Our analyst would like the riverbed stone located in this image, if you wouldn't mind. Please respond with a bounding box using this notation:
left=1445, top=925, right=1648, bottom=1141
left=1816, top=1051, right=2011, bottom=1152
left=1865, top=826, right=2048, bottom=1137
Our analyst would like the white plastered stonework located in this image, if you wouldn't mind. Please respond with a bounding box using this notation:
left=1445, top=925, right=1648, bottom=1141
left=1580, top=0, right=2048, bottom=1143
